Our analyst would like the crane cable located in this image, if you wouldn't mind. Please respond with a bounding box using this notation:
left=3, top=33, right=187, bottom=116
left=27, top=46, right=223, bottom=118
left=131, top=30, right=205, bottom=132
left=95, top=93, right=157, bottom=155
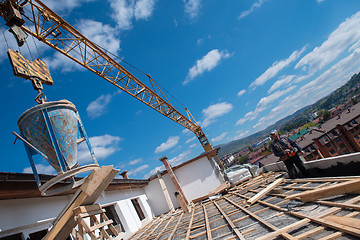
left=0, top=20, right=9, bottom=49
left=96, top=44, right=188, bottom=112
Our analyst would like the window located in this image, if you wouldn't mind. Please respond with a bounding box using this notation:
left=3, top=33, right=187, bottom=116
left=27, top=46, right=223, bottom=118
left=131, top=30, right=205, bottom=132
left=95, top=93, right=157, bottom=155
left=103, top=204, right=125, bottom=234
left=330, top=149, right=336, bottom=155
left=0, top=233, right=23, bottom=240
left=335, top=138, right=341, bottom=143
left=307, top=154, right=313, bottom=160
left=131, top=198, right=145, bottom=221
left=340, top=143, right=346, bottom=149
left=355, top=135, right=359, bottom=140
left=326, top=143, right=331, bottom=148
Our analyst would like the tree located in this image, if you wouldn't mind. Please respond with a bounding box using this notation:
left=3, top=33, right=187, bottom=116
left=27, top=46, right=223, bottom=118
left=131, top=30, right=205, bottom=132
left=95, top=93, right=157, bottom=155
left=248, top=146, right=253, bottom=152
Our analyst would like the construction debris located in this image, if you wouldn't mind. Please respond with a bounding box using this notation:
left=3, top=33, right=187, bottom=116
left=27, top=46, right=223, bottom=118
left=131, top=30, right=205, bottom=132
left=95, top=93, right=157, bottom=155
left=128, top=173, right=360, bottom=240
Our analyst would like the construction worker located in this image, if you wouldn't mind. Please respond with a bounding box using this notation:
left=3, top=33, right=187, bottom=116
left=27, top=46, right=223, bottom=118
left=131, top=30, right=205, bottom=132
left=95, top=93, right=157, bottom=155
left=270, top=130, right=310, bottom=179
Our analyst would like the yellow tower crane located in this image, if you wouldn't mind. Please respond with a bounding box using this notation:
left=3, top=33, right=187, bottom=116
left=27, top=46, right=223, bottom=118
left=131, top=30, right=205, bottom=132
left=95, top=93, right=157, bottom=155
left=0, top=0, right=224, bottom=168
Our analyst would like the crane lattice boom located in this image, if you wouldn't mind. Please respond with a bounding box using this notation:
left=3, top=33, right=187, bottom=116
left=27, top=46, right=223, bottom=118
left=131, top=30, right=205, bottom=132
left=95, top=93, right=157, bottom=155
left=0, top=0, right=214, bottom=153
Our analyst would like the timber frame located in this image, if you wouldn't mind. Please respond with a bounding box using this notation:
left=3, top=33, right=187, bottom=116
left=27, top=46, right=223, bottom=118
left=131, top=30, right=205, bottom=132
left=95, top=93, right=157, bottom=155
left=129, top=173, right=360, bottom=240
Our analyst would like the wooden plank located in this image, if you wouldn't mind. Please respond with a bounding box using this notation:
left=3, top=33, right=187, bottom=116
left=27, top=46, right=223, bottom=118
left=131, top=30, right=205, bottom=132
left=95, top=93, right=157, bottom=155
left=224, top=197, right=297, bottom=240
left=286, top=179, right=360, bottom=202
left=213, top=201, right=246, bottom=240
left=202, top=204, right=212, bottom=240
left=246, top=178, right=284, bottom=205
left=43, top=166, right=119, bottom=240
left=290, top=211, right=360, bottom=238
left=168, top=212, right=184, bottom=240
left=88, top=220, right=113, bottom=232
left=185, top=209, right=195, bottom=240
left=73, top=204, right=102, bottom=215
left=324, top=215, right=360, bottom=230
left=315, top=200, right=360, bottom=211
left=154, top=216, right=174, bottom=240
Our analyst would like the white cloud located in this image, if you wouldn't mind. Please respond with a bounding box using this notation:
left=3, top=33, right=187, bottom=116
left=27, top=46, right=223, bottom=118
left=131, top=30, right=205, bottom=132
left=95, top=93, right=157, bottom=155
left=23, top=164, right=56, bottom=175
left=211, top=132, right=228, bottom=142
left=238, top=0, right=268, bottom=19
left=184, top=49, right=231, bottom=85
left=78, top=134, right=123, bottom=164
left=231, top=130, right=250, bottom=140
left=43, top=0, right=95, bottom=13
left=296, top=11, right=360, bottom=72
left=87, top=94, right=112, bottom=118
left=182, top=128, right=191, bottom=134
left=237, top=89, right=246, bottom=97
left=168, top=150, right=192, bottom=166
left=143, top=165, right=164, bottom=179
left=185, top=136, right=196, bottom=144
left=109, top=0, right=156, bottom=30
left=128, top=164, right=149, bottom=176
left=78, top=19, right=121, bottom=54
left=316, top=0, right=326, bottom=3
left=201, top=102, right=233, bottom=127
left=128, top=158, right=142, bottom=165
left=87, top=91, right=120, bottom=119
left=189, top=143, right=197, bottom=148
left=184, top=0, right=201, bottom=19
left=45, top=19, right=120, bottom=72
left=258, top=86, right=296, bottom=108
left=155, top=136, right=180, bottom=153
left=250, top=46, right=306, bottom=88
left=254, top=47, right=360, bottom=131
left=268, top=75, right=295, bottom=93
left=236, top=86, right=295, bottom=126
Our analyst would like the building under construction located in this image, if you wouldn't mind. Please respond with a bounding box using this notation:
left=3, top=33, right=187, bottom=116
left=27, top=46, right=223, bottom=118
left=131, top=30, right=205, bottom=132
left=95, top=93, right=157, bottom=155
left=1, top=0, right=360, bottom=240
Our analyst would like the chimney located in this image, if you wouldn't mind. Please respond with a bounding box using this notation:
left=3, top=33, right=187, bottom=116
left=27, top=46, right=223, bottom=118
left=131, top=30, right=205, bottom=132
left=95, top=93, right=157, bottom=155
left=159, top=156, right=189, bottom=206
left=120, top=170, right=129, bottom=179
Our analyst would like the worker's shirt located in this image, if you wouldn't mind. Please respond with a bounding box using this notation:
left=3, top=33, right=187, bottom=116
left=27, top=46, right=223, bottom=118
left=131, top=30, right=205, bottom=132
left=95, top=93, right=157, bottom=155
left=271, top=137, right=302, bottom=157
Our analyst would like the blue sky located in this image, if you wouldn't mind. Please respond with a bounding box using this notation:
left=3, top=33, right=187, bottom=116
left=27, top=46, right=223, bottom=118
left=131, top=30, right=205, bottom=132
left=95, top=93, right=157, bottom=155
left=1, top=0, right=360, bottom=179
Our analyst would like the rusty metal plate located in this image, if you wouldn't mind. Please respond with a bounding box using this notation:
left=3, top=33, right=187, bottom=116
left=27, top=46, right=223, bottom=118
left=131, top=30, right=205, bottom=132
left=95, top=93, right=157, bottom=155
left=7, top=49, right=53, bottom=85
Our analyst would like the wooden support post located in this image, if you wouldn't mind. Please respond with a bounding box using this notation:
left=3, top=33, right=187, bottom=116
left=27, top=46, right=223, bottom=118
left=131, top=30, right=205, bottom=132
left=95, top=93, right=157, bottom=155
left=286, top=179, right=360, bottom=202
left=157, top=170, right=175, bottom=212
left=246, top=178, right=284, bottom=205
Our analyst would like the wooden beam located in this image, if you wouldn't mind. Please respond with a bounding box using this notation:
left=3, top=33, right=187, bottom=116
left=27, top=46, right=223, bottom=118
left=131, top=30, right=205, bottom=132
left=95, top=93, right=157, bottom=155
left=324, top=215, right=360, bottom=230
left=43, top=166, right=119, bottom=240
left=286, top=179, right=360, bottom=203
left=224, top=197, right=297, bottom=240
left=185, top=209, right=195, bottom=240
left=246, top=178, right=284, bottom=205
left=213, top=201, right=246, bottom=240
left=202, top=204, right=212, bottom=240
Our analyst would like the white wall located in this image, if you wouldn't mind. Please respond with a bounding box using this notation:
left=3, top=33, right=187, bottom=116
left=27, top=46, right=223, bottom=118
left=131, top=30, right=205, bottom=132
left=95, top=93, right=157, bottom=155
left=0, top=188, right=154, bottom=240
left=175, top=157, right=223, bottom=201
left=144, top=156, right=224, bottom=216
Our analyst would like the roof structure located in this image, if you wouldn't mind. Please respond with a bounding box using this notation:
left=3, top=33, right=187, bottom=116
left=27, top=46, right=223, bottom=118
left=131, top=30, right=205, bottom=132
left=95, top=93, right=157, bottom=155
left=129, top=173, right=360, bottom=240
left=0, top=172, right=149, bottom=200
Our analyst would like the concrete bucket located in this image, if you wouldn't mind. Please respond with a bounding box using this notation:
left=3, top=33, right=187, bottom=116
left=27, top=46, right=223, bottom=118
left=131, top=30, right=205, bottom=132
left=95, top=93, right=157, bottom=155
left=15, top=100, right=99, bottom=195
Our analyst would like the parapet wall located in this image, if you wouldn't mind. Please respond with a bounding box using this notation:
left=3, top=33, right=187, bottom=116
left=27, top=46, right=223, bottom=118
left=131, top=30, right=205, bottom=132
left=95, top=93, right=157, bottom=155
left=263, top=152, right=360, bottom=177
